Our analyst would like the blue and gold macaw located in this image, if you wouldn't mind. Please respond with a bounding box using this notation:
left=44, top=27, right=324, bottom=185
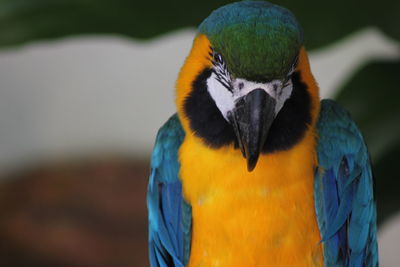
left=147, top=1, right=378, bottom=266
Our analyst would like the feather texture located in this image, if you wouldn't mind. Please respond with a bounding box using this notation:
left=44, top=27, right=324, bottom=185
left=315, top=99, right=378, bottom=267
left=147, top=114, right=192, bottom=267
left=198, top=1, right=302, bottom=81
left=147, top=103, right=378, bottom=266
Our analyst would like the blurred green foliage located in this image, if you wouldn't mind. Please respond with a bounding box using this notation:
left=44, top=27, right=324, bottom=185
left=0, top=0, right=399, bottom=49
left=0, top=0, right=228, bottom=46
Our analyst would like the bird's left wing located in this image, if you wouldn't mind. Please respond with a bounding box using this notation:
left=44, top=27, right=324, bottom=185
left=147, top=114, right=192, bottom=267
left=314, top=100, right=378, bottom=267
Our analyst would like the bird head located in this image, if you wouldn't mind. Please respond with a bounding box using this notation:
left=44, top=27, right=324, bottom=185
left=176, top=1, right=320, bottom=171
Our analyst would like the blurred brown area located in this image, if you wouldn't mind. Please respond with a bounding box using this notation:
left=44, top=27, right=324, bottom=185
left=0, top=157, right=150, bottom=267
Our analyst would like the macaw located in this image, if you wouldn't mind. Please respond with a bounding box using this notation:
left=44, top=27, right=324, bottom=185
left=147, top=1, right=378, bottom=266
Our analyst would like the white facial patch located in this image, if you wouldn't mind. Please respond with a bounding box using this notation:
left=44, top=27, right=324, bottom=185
left=207, top=73, right=293, bottom=121
left=207, top=72, right=235, bottom=121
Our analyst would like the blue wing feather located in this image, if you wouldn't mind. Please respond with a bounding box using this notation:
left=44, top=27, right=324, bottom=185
left=147, top=114, right=192, bottom=267
left=315, top=100, right=378, bottom=267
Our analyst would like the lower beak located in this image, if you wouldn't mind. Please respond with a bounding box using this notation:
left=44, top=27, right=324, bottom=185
left=228, top=89, right=276, bottom=172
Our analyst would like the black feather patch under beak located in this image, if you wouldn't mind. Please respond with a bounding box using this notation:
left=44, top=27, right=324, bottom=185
left=228, top=89, right=276, bottom=172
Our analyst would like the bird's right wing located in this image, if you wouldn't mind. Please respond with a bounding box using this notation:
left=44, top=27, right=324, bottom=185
left=315, top=100, right=378, bottom=267
left=147, top=114, right=192, bottom=267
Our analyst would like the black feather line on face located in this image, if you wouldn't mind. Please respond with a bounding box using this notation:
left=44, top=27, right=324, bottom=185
left=184, top=68, right=237, bottom=148
left=183, top=68, right=311, bottom=153
left=211, top=51, right=233, bottom=92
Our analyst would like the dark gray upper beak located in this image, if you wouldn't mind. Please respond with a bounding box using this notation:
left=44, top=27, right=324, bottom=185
left=228, top=89, right=276, bottom=172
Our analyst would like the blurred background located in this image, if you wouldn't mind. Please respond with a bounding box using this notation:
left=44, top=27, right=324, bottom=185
left=0, top=0, right=399, bottom=266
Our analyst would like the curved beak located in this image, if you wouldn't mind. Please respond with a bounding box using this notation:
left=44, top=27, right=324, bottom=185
left=228, top=89, right=276, bottom=172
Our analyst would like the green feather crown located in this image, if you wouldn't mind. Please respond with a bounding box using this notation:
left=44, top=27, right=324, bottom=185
left=199, top=1, right=303, bottom=81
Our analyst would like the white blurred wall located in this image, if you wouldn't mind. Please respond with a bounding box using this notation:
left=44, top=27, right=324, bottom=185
left=0, top=27, right=398, bottom=170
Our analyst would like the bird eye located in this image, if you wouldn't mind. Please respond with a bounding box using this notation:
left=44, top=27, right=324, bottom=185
left=213, top=52, right=224, bottom=65
left=211, top=52, right=232, bottom=91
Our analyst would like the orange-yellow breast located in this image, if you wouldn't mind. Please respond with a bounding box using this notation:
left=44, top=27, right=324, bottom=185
left=178, top=129, right=324, bottom=267
left=176, top=34, right=324, bottom=266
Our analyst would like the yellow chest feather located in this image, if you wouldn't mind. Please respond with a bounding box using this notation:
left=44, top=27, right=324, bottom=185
left=179, top=131, right=324, bottom=267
